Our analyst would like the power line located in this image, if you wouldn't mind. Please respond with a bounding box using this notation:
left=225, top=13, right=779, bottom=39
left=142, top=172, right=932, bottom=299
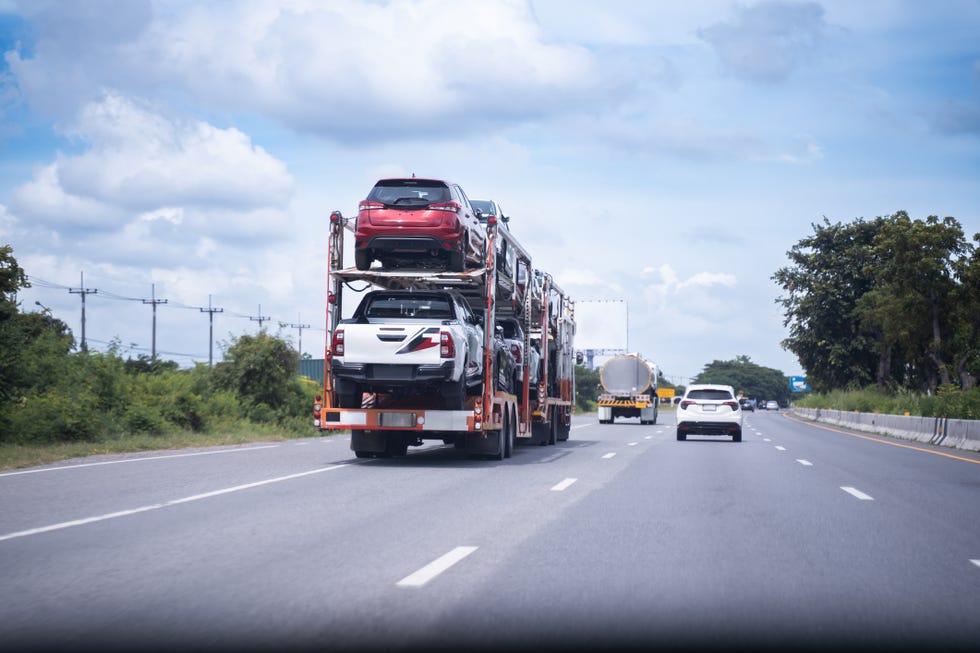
left=68, top=271, right=97, bottom=352
left=283, top=314, right=311, bottom=361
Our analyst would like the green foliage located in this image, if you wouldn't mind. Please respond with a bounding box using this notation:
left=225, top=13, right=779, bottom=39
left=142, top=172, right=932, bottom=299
left=794, top=385, right=980, bottom=420
left=774, top=212, right=978, bottom=393
left=574, top=364, right=601, bottom=412
left=694, top=356, right=789, bottom=403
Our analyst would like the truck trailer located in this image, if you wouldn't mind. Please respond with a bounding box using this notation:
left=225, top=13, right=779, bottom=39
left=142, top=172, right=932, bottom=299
left=596, top=354, right=659, bottom=425
left=313, top=210, right=576, bottom=460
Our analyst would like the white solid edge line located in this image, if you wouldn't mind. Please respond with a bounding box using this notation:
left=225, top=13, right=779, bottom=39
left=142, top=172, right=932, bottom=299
left=840, top=486, right=875, bottom=501
left=601, top=453, right=616, bottom=459
left=796, top=459, right=813, bottom=466
left=397, top=546, right=478, bottom=588
left=551, top=478, right=577, bottom=491
left=0, top=465, right=347, bottom=542
left=571, top=423, right=591, bottom=430
left=0, top=445, right=281, bottom=477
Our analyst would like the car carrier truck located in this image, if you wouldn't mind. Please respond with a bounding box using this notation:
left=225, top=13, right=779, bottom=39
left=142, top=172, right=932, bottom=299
left=597, top=354, right=659, bottom=425
left=313, top=209, right=576, bottom=459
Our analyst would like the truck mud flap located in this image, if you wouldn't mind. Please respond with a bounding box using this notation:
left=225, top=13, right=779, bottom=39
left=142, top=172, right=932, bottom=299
left=464, top=431, right=503, bottom=457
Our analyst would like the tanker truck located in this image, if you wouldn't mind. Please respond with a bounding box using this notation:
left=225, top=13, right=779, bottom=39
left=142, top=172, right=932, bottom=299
left=597, top=354, right=659, bottom=425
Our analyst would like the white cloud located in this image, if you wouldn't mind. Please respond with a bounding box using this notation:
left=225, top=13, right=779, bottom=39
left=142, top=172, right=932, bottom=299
left=699, top=1, right=827, bottom=83
left=7, top=0, right=609, bottom=141
left=8, top=93, right=293, bottom=239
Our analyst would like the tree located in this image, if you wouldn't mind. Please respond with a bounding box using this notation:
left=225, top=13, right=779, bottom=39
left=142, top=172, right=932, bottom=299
left=773, top=217, right=888, bottom=392
left=694, top=356, right=789, bottom=403
left=855, top=213, right=968, bottom=392
left=213, top=331, right=303, bottom=419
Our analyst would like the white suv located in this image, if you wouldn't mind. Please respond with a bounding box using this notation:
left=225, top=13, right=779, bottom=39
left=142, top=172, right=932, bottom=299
left=676, top=384, right=743, bottom=442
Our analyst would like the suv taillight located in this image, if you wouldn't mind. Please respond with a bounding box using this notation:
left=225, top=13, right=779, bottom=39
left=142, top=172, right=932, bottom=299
left=359, top=201, right=383, bottom=211
left=332, top=329, right=345, bottom=356
left=429, top=201, right=460, bottom=213
left=440, top=331, right=455, bottom=358
left=510, top=344, right=521, bottom=363
left=724, top=401, right=739, bottom=410
left=680, top=400, right=694, bottom=409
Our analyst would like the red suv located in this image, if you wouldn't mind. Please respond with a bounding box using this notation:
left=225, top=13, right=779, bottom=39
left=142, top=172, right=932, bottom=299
left=354, top=178, right=486, bottom=272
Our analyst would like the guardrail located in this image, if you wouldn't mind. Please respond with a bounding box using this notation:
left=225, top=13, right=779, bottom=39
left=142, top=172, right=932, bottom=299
left=790, top=407, right=980, bottom=452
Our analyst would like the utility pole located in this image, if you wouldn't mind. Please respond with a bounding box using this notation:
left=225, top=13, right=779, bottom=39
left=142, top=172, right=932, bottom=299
left=200, top=294, right=224, bottom=367
left=285, top=314, right=311, bottom=365
left=69, top=271, right=97, bottom=352
left=142, top=283, right=168, bottom=361
left=250, top=304, right=270, bottom=330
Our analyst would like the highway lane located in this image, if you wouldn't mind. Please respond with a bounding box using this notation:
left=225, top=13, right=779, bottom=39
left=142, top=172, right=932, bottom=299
left=1, top=412, right=978, bottom=652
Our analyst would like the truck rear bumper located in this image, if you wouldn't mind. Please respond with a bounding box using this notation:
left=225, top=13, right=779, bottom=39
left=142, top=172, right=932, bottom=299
left=332, top=361, right=456, bottom=385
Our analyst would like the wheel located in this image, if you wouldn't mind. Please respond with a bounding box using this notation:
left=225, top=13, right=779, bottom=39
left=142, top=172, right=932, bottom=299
left=492, top=425, right=505, bottom=461
left=354, top=248, right=371, bottom=270
left=733, top=429, right=742, bottom=443
left=354, top=451, right=373, bottom=458
left=676, top=430, right=686, bottom=441
left=557, top=411, right=569, bottom=442
left=337, top=387, right=361, bottom=408
left=442, top=378, right=466, bottom=409
left=504, top=407, right=514, bottom=459
left=448, top=238, right=465, bottom=272
left=547, top=407, right=557, bottom=445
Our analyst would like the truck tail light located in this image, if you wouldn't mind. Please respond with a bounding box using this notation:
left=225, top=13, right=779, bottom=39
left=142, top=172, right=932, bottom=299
left=428, top=201, right=460, bottom=213
left=440, top=331, right=455, bottom=358
left=332, top=329, right=345, bottom=356
left=510, top=344, right=521, bottom=363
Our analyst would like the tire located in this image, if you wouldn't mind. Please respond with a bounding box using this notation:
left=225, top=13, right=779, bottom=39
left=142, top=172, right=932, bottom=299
left=547, top=407, right=557, bottom=445
left=676, top=430, right=686, bottom=441
left=733, top=429, right=742, bottom=443
left=504, top=407, right=514, bottom=459
left=337, top=386, right=361, bottom=408
left=557, top=410, right=569, bottom=442
left=448, top=238, right=465, bottom=272
left=354, top=451, right=372, bottom=459
left=442, top=378, right=466, bottom=410
left=354, top=248, right=371, bottom=271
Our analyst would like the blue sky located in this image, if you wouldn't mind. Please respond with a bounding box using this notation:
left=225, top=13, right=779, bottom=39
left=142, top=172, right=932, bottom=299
left=1, top=0, right=978, bottom=385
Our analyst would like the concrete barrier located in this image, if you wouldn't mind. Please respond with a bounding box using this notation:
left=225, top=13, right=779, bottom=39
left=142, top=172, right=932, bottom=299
left=790, top=407, right=980, bottom=452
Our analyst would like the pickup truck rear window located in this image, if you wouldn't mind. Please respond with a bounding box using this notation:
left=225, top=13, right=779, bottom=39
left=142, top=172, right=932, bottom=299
left=363, top=296, right=453, bottom=319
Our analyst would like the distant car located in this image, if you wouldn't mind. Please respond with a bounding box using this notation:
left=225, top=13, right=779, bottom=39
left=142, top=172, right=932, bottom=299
left=354, top=178, right=486, bottom=272
left=496, top=316, right=541, bottom=394
left=757, top=400, right=767, bottom=410
left=470, top=198, right=510, bottom=229
left=765, top=400, right=780, bottom=410
left=740, top=398, right=754, bottom=412
left=676, top=383, right=743, bottom=442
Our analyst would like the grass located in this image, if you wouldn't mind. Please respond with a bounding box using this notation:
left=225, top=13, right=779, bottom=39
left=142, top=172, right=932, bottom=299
left=0, top=428, right=346, bottom=472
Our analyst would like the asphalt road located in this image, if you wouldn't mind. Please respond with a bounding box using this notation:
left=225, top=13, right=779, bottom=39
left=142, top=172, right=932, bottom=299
left=2, top=410, right=979, bottom=653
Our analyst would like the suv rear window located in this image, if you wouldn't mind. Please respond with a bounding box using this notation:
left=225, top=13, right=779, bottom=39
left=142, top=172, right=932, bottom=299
left=367, top=179, right=450, bottom=206
left=687, top=389, right=734, bottom=401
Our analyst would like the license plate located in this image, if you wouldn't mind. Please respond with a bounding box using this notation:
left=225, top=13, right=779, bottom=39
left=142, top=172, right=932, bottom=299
left=380, top=412, right=416, bottom=427
left=701, top=405, right=716, bottom=412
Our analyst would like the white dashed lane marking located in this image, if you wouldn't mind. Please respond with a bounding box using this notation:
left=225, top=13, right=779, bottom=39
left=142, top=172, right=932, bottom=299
left=796, top=459, right=813, bottom=466
left=841, top=486, right=875, bottom=501
left=601, top=453, right=616, bottom=459
left=397, top=546, right=478, bottom=588
left=775, top=446, right=787, bottom=451
left=550, top=478, right=577, bottom=491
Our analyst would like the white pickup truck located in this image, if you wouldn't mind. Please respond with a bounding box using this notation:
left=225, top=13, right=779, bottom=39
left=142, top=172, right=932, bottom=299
left=330, top=290, right=485, bottom=409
